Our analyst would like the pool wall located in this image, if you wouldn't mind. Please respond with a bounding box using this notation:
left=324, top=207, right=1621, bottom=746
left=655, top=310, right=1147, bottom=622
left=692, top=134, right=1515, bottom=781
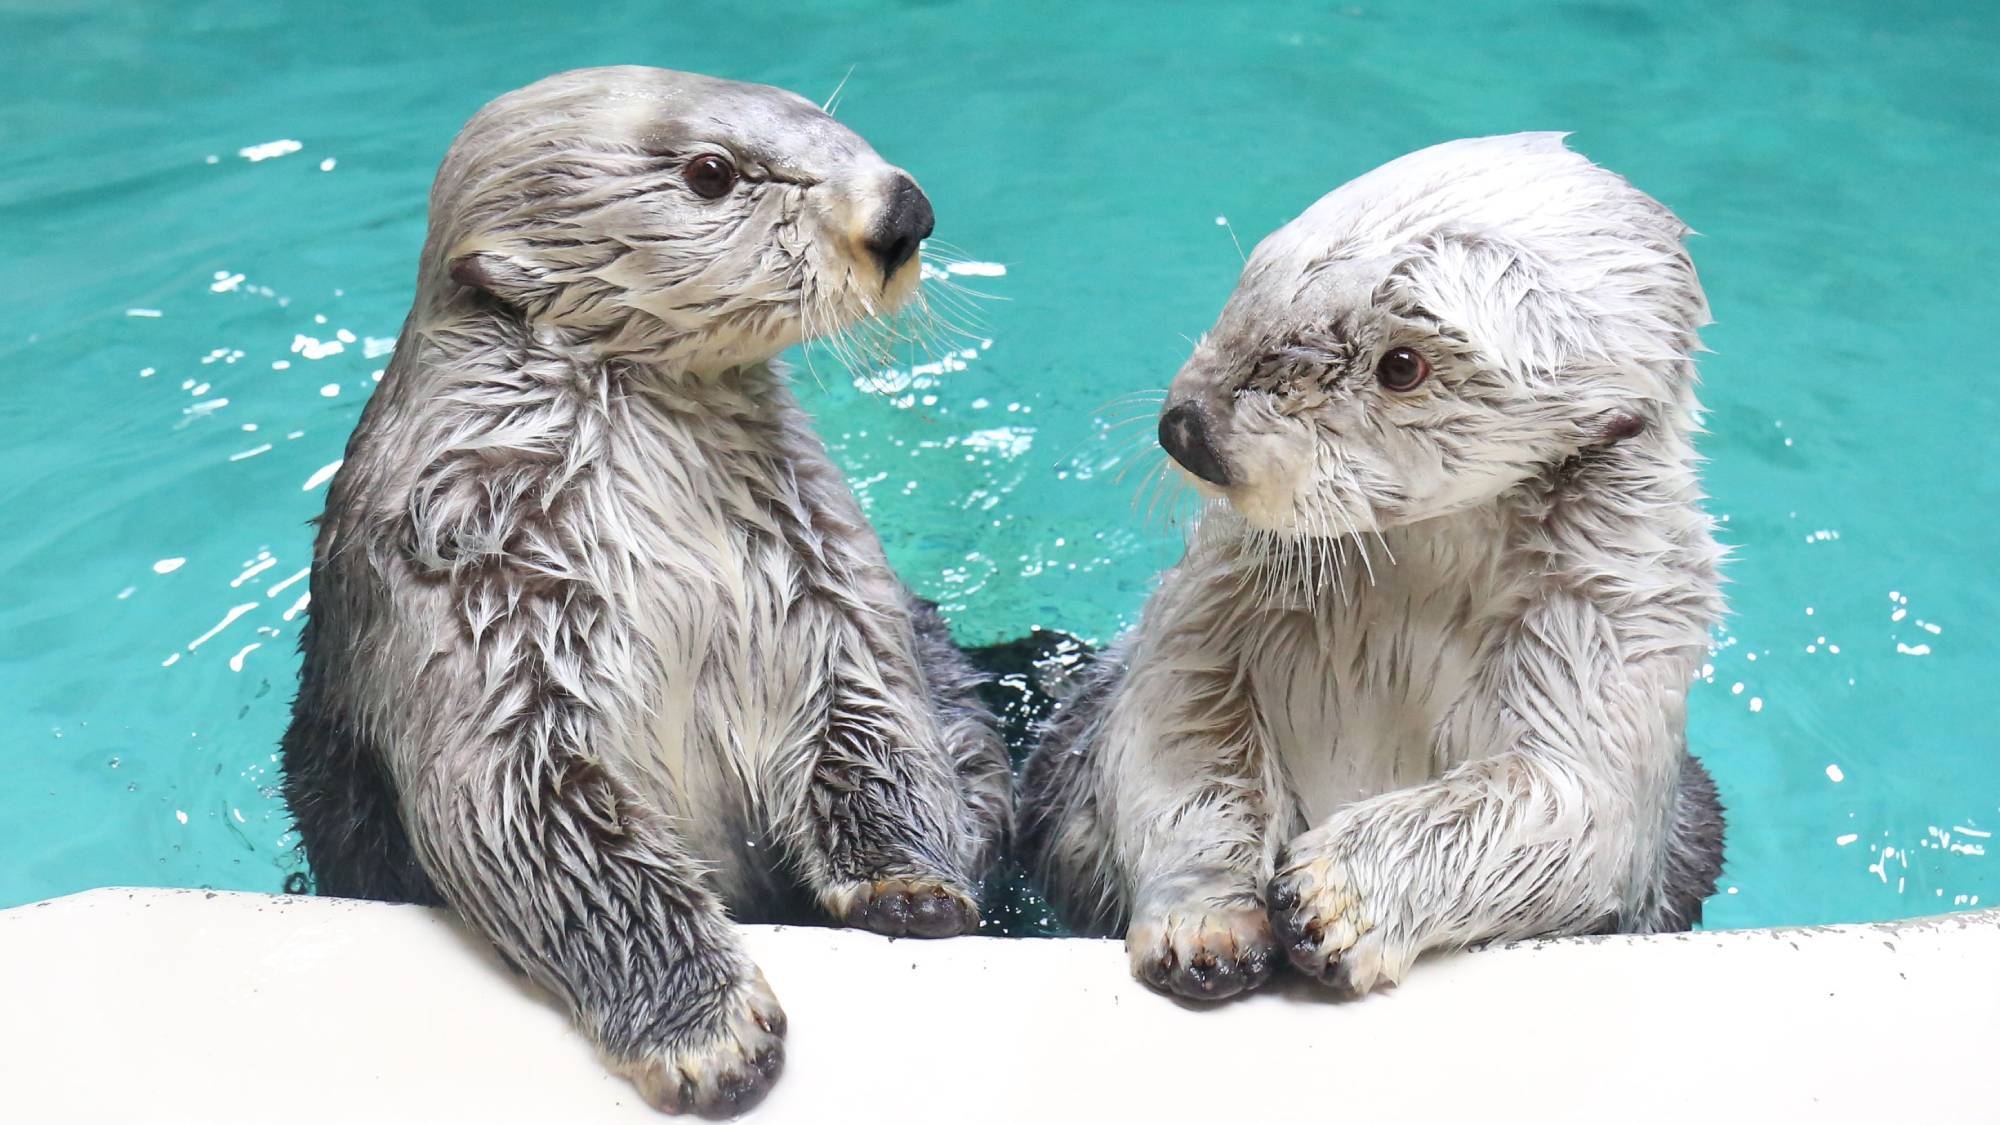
left=2, top=888, right=1993, bottom=1122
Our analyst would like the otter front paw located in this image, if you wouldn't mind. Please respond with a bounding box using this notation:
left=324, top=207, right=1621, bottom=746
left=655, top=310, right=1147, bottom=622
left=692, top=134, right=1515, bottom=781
left=826, top=877, right=981, bottom=938
left=612, top=970, right=787, bottom=1117
left=1267, top=848, right=1409, bottom=998
left=1125, top=907, right=1277, bottom=1001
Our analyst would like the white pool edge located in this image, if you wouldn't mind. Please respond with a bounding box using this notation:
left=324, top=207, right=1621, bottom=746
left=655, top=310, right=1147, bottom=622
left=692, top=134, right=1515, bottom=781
left=1, top=887, right=1994, bottom=1123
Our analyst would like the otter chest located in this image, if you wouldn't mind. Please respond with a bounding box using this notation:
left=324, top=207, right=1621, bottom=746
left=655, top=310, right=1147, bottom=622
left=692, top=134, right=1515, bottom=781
left=1249, top=528, right=1518, bottom=824
left=601, top=392, right=836, bottom=814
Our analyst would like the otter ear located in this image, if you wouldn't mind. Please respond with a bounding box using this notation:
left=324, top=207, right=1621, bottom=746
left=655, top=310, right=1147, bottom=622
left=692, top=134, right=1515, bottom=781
left=447, top=250, right=553, bottom=313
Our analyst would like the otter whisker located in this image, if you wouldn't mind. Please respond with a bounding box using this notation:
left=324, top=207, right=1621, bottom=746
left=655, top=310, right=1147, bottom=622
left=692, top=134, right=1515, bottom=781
left=1129, top=458, right=1165, bottom=523
left=905, top=295, right=957, bottom=352
left=883, top=301, right=952, bottom=353
left=1299, top=515, right=1323, bottom=597
left=918, top=250, right=978, bottom=276
left=846, top=304, right=908, bottom=388
left=1214, top=213, right=1247, bottom=264
left=914, top=295, right=986, bottom=348
left=792, top=298, right=834, bottom=394
left=824, top=317, right=886, bottom=395
left=821, top=64, right=857, bottom=115
left=1136, top=457, right=1176, bottom=510
left=923, top=275, right=1009, bottom=304
left=1320, top=511, right=1351, bottom=606
left=1276, top=537, right=1295, bottom=603
left=883, top=293, right=939, bottom=355
left=1370, top=528, right=1398, bottom=568
left=918, top=238, right=998, bottom=273
left=1254, top=529, right=1288, bottom=606
left=1338, top=505, right=1377, bottom=589
left=920, top=236, right=977, bottom=257
left=1112, top=447, right=1165, bottom=487
left=917, top=265, right=1005, bottom=310
left=1135, top=457, right=1195, bottom=534
left=1129, top=457, right=1165, bottom=513
left=846, top=306, right=902, bottom=373
left=816, top=299, right=861, bottom=374
left=1148, top=476, right=1191, bottom=535
left=1315, top=455, right=1381, bottom=588
left=906, top=282, right=988, bottom=343
left=803, top=285, right=862, bottom=376
left=1090, top=389, right=1169, bottom=414
left=1051, top=423, right=1127, bottom=475
left=807, top=306, right=856, bottom=381
left=1098, top=413, right=1168, bottom=435
left=1265, top=527, right=1291, bottom=587
left=918, top=289, right=994, bottom=340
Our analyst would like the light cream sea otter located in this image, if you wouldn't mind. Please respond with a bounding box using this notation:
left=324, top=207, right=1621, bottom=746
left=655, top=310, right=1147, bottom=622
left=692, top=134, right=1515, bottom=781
left=281, top=67, right=1012, bottom=1114
left=1023, top=133, right=1726, bottom=1001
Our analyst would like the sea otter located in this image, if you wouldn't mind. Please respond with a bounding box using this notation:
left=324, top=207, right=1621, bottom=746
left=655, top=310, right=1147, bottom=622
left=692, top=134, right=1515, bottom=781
left=1021, top=133, right=1726, bottom=1002
left=281, top=66, right=1011, bottom=1114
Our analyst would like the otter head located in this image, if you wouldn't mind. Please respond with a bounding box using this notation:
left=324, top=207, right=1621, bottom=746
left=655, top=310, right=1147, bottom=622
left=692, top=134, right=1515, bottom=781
left=423, top=65, right=934, bottom=372
left=1158, top=133, right=1709, bottom=535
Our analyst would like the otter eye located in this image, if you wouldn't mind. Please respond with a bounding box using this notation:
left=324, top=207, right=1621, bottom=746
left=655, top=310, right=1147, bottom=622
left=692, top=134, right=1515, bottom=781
left=683, top=153, right=737, bottom=200
left=1375, top=347, right=1430, bottom=392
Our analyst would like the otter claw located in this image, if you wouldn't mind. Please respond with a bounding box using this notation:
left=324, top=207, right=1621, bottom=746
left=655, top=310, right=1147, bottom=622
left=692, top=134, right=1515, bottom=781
left=1126, top=907, right=1278, bottom=1002
left=835, top=878, right=981, bottom=938
left=617, top=970, right=787, bottom=1116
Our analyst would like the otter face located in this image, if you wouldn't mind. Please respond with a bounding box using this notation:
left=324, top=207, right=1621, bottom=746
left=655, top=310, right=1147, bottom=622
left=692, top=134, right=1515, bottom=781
left=1157, top=133, right=1708, bottom=536
left=428, top=66, right=934, bottom=372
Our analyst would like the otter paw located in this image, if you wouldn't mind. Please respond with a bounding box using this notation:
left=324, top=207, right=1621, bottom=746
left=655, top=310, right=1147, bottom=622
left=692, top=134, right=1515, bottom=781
left=1267, top=855, right=1403, bottom=998
left=828, top=878, right=981, bottom=938
left=1125, top=907, right=1277, bottom=1001
left=615, top=971, right=787, bottom=1117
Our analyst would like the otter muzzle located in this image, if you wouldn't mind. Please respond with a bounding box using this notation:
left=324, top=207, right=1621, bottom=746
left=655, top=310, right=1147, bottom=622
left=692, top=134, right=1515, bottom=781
left=863, top=172, right=933, bottom=281
left=1159, top=401, right=1230, bottom=486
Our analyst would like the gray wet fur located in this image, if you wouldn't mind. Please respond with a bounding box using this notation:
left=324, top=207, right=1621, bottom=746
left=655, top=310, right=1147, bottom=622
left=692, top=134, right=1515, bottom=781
left=1021, top=134, right=1726, bottom=1002
left=280, top=66, right=1010, bottom=1115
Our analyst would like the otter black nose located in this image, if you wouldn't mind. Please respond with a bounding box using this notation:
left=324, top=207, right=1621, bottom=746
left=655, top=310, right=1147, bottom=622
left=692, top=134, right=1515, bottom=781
left=1159, top=401, right=1230, bottom=486
left=865, top=173, right=933, bottom=280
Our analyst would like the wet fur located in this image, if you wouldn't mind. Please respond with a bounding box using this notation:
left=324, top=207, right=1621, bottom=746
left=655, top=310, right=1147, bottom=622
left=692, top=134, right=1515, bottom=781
left=280, top=67, right=1010, bottom=1114
left=1022, top=133, right=1726, bottom=1000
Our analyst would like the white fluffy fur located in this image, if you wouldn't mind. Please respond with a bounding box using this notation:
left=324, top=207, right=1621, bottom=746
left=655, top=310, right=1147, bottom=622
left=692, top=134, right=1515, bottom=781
left=1023, top=133, right=1727, bottom=1001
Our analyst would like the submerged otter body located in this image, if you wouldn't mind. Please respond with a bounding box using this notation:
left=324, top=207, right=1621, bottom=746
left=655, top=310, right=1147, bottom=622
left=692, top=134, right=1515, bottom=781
left=281, top=66, right=1010, bottom=1115
left=1022, top=133, right=1726, bottom=1002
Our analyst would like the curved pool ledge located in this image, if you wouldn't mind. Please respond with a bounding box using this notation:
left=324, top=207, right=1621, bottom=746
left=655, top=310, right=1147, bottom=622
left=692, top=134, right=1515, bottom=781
left=2, top=889, right=1994, bottom=1122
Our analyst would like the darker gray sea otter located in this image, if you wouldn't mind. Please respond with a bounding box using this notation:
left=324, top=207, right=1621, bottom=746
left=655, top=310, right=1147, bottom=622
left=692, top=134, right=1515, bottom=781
left=280, top=66, right=1010, bottom=1115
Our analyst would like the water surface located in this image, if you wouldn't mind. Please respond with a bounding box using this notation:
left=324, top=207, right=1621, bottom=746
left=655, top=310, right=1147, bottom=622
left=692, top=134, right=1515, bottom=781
left=2, top=0, right=1995, bottom=929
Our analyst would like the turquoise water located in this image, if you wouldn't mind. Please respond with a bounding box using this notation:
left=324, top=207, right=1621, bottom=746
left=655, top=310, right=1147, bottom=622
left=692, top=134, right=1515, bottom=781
left=3, top=1, right=1995, bottom=930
